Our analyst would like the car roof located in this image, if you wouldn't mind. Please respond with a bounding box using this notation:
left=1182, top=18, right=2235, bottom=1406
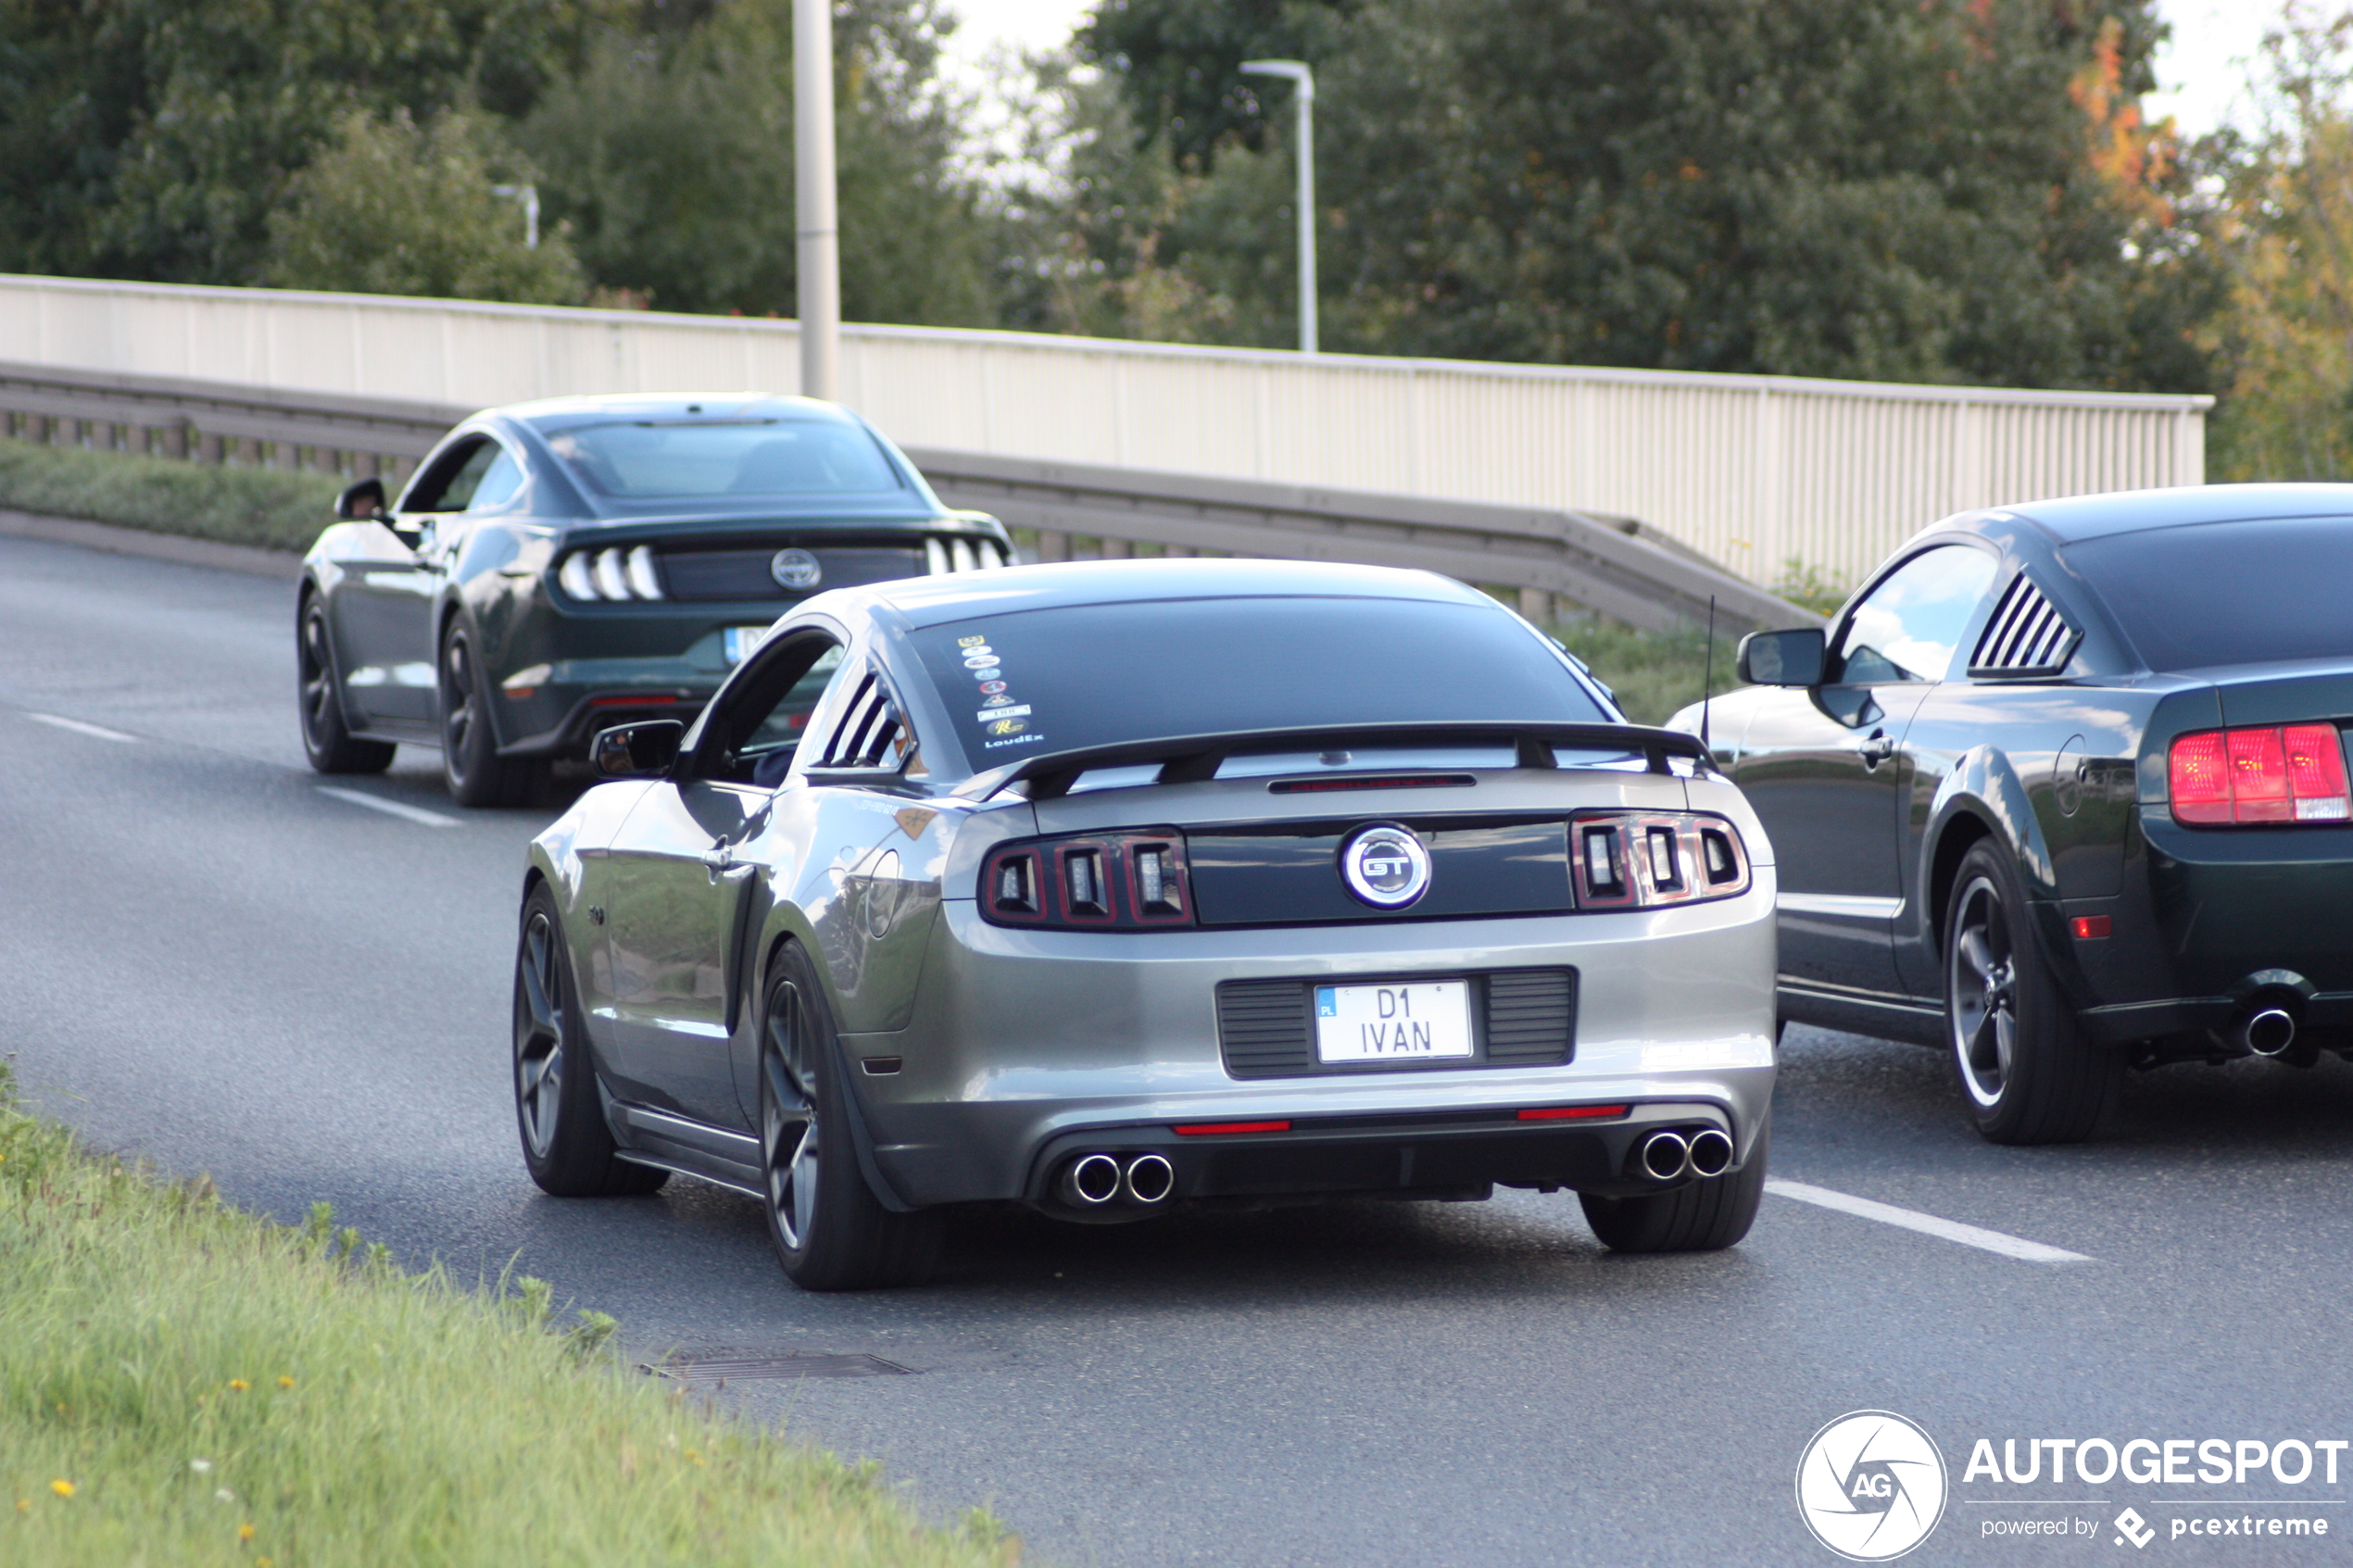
left=841, top=558, right=1500, bottom=629
left=497, top=392, right=860, bottom=434
left=1993, top=483, right=2353, bottom=544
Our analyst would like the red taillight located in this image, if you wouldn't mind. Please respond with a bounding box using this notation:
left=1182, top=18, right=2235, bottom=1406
left=1516, top=1104, right=1629, bottom=1122
left=1172, top=1120, right=1290, bottom=1136
left=2070, top=915, right=2111, bottom=940
left=2170, top=725, right=2351, bottom=826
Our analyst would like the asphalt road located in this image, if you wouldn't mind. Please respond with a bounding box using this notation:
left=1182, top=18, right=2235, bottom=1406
left=9, top=531, right=2353, bottom=1567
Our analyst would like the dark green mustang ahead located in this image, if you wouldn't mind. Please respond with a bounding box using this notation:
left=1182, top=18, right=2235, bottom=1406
left=1678, top=483, right=2353, bottom=1145
left=295, top=393, right=1013, bottom=806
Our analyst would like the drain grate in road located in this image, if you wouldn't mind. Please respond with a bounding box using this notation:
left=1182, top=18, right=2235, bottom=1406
left=641, top=1351, right=918, bottom=1381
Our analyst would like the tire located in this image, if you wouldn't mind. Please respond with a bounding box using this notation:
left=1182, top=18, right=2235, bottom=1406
left=513, top=884, right=669, bottom=1197
left=1944, top=839, right=2119, bottom=1145
left=757, top=943, right=941, bottom=1290
left=439, top=619, right=544, bottom=808
left=1579, top=1120, right=1768, bottom=1253
left=297, top=596, right=395, bottom=774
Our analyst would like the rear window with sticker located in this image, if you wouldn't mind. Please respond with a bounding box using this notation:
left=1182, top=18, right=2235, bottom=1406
left=907, top=596, right=1610, bottom=768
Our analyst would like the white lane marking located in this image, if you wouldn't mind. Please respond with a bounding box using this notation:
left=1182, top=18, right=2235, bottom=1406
left=1767, top=1179, right=2092, bottom=1264
left=314, top=786, right=460, bottom=829
left=25, top=711, right=139, bottom=743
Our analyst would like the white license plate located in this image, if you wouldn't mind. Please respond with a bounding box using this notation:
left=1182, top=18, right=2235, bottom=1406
left=724, top=625, right=777, bottom=665
left=1314, top=981, right=1474, bottom=1063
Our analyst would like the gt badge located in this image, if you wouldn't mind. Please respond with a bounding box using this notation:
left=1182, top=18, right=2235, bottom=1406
left=1339, top=823, right=1430, bottom=909
left=770, top=548, right=823, bottom=589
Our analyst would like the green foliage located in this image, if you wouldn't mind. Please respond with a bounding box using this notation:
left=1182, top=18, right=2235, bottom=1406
left=0, top=1061, right=1013, bottom=1568
left=1052, top=0, right=2226, bottom=394
left=516, top=0, right=1000, bottom=323
left=1545, top=617, right=1718, bottom=727
left=268, top=108, right=587, bottom=303
left=1770, top=558, right=1853, bottom=620
left=0, top=0, right=623, bottom=286
left=0, top=437, right=341, bottom=553
left=2203, top=7, right=2353, bottom=480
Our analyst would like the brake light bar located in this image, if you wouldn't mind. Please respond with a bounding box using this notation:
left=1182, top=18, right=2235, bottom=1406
left=1517, top=1104, right=1629, bottom=1122
left=1173, top=1120, right=1291, bottom=1135
left=2170, top=724, right=2350, bottom=825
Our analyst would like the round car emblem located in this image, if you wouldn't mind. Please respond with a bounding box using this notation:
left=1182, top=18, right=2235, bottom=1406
left=1339, top=823, right=1430, bottom=909
left=770, top=548, right=823, bottom=590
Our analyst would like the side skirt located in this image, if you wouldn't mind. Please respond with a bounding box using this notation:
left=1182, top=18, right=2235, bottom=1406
left=1777, top=978, right=1944, bottom=1048
left=607, top=1099, right=764, bottom=1196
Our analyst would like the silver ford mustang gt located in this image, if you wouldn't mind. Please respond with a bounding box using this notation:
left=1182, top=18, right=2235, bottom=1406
left=512, top=558, right=1780, bottom=1288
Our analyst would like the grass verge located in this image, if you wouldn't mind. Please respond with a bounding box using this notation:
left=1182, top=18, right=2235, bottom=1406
left=0, top=1063, right=1016, bottom=1568
left=0, top=437, right=339, bottom=555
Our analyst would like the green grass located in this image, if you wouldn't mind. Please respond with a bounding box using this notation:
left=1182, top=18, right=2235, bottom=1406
left=0, top=437, right=341, bottom=554
left=1546, top=617, right=1735, bottom=726
left=0, top=1063, right=1016, bottom=1568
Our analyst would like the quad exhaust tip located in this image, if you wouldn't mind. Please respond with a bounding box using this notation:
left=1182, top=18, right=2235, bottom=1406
left=1060, top=1152, right=1177, bottom=1208
left=1062, top=1153, right=1122, bottom=1207
left=1122, top=1153, right=1175, bottom=1205
left=1637, top=1130, right=1690, bottom=1182
left=2241, top=1008, right=2297, bottom=1058
left=1687, top=1128, right=1735, bottom=1178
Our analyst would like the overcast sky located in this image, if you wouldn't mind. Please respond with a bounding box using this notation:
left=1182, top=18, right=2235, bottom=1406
left=942, top=0, right=2287, bottom=141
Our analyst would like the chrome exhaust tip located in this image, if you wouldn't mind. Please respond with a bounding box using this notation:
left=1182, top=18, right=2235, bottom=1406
left=1061, top=1153, right=1122, bottom=1207
left=1121, top=1153, right=1176, bottom=1205
left=1687, top=1128, right=1735, bottom=1178
left=2242, top=1008, right=2297, bottom=1058
left=1637, top=1130, right=1690, bottom=1182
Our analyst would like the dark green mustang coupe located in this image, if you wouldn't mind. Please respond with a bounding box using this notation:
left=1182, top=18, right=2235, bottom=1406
left=296, top=393, right=1013, bottom=805
left=1676, top=483, right=2353, bottom=1145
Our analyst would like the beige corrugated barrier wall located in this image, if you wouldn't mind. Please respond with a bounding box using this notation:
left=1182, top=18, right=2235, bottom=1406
left=0, top=273, right=2209, bottom=587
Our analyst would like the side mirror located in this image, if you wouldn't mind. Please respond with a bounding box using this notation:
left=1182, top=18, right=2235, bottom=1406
left=1737, top=627, right=1827, bottom=687
left=592, top=720, right=686, bottom=781
left=336, top=477, right=387, bottom=521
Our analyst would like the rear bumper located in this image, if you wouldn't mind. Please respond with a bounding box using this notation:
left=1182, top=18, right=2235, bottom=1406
left=847, top=883, right=1779, bottom=1209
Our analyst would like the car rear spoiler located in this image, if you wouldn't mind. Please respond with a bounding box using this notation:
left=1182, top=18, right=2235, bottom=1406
left=954, top=721, right=1713, bottom=801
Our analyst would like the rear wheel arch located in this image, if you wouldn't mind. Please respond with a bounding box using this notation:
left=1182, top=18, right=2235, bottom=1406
left=1925, top=809, right=1995, bottom=961
left=755, top=930, right=921, bottom=1218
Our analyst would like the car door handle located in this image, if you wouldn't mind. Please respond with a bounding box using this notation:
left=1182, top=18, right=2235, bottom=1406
left=700, top=847, right=735, bottom=878
left=1859, top=731, right=1896, bottom=769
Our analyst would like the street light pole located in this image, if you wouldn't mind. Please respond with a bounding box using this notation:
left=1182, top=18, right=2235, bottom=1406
left=794, top=0, right=840, bottom=400
left=1240, top=59, right=1316, bottom=355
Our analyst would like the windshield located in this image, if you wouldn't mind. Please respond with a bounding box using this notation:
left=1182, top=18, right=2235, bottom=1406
left=547, top=420, right=905, bottom=499
left=2067, top=518, right=2353, bottom=671
left=908, top=596, right=1612, bottom=766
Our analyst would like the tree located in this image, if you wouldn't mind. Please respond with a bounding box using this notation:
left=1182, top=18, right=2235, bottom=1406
left=2202, top=5, right=2353, bottom=480
left=518, top=0, right=1000, bottom=324
left=1056, top=0, right=2224, bottom=394
left=266, top=108, right=586, bottom=304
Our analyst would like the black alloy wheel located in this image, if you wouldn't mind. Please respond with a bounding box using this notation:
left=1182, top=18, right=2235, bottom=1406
left=1579, top=1120, right=1768, bottom=1253
left=297, top=596, right=395, bottom=774
left=1944, top=839, right=2118, bottom=1145
left=512, top=884, right=668, bottom=1197
left=439, top=621, right=544, bottom=808
left=757, top=944, right=941, bottom=1291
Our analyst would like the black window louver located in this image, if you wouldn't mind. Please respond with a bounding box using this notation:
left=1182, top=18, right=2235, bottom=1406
left=1969, top=575, right=2080, bottom=677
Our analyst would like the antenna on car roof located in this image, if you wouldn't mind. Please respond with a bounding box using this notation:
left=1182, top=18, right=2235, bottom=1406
left=1699, top=596, right=1718, bottom=759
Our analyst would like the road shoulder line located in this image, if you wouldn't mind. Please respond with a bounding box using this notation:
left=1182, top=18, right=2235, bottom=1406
left=315, top=785, right=459, bottom=828
left=1766, top=1177, right=2092, bottom=1263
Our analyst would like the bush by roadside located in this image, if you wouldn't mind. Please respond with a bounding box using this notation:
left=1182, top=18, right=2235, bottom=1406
left=0, top=438, right=339, bottom=556
left=0, top=1062, right=1017, bottom=1568
left=1548, top=618, right=1730, bottom=728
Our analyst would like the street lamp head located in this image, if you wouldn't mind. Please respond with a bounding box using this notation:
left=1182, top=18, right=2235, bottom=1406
left=1240, top=58, right=1314, bottom=102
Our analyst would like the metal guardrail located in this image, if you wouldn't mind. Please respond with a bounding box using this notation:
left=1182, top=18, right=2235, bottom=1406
left=0, top=358, right=1815, bottom=632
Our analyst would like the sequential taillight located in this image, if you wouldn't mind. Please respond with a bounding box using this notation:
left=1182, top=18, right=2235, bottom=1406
left=1570, top=812, right=1752, bottom=907
left=980, top=831, right=1194, bottom=928
left=2170, top=724, right=2350, bottom=825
